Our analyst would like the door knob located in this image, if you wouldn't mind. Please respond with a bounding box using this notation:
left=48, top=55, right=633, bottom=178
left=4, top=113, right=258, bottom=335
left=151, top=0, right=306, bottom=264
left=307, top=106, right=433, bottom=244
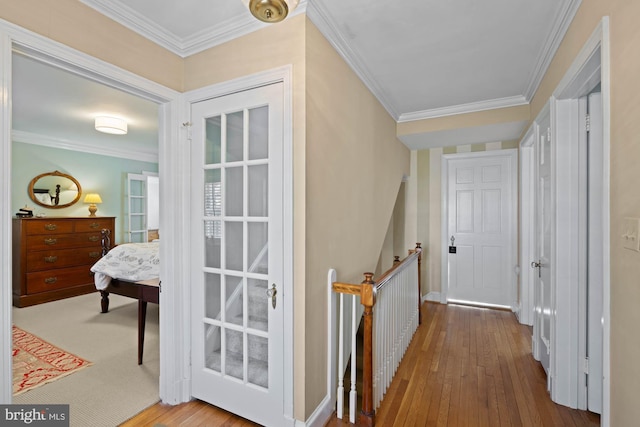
left=266, top=284, right=277, bottom=309
left=531, top=261, right=541, bottom=278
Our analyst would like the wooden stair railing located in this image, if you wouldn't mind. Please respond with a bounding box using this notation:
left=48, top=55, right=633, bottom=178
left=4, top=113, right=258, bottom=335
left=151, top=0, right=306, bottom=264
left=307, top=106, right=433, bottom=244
left=332, top=243, right=422, bottom=427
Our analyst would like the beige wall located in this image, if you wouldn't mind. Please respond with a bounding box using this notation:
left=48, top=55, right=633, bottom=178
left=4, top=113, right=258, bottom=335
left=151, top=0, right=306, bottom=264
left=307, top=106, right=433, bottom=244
left=528, top=1, right=640, bottom=424
left=397, top=104, right=530, bottom=137
left=305, top=21, right=410, bottom=415
left=0, top=0, right=183, bottom=91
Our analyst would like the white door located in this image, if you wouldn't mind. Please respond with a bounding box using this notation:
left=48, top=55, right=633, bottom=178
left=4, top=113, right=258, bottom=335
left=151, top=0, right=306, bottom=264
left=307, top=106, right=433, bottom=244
left=445, top=151, right=516, bottom=307
left=190, top=83, right=285, bottom=426
left=127, top=173, right=148, bottom=243
left=532, top=113, right=552, bottom=377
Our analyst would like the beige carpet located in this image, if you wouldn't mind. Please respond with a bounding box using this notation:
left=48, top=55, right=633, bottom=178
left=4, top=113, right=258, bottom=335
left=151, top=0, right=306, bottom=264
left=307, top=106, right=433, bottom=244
left=12, top=292, right=160, bottom=427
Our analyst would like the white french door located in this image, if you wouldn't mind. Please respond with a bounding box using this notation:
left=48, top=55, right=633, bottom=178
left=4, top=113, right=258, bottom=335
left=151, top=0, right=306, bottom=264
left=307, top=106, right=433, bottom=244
left=532, top=111, right=553, bottom=378
left=444, top=150, right=516, bottom=308
left=126, top=173, right=148, bottom=243
left=190, top=83, right=285, bottom=426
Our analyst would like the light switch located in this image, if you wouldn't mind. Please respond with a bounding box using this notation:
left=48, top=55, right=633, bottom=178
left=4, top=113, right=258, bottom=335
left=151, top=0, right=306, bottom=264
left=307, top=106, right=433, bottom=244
left=622, top=217, right=640, bottom=251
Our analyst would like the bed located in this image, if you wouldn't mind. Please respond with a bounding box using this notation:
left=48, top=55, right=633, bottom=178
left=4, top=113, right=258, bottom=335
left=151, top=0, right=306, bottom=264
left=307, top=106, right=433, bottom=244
left=90, top=230, right=160, bottom=365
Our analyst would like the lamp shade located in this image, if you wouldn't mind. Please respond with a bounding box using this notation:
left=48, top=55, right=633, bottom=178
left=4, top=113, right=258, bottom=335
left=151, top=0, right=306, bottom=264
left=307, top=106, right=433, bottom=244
left=95, top=116, right=127, bottom=135
left=83, top=193, right=103, bottom=204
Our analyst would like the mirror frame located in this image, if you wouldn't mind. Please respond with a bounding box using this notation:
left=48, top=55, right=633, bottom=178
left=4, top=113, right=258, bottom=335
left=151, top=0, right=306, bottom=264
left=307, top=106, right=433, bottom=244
left=28, top=170, right=82, bottom=209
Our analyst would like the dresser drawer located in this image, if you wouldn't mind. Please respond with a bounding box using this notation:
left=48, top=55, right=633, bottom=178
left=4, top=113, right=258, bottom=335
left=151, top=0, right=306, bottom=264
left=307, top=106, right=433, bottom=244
left=25, top=232, right=103, bottom=251
left=26, top=266, right=94, bottom=294
left=26, top=248, right=102, bottom=272
left=75, top=219, right=113, bottom=233
left=24, top=220, right=74, bottom=235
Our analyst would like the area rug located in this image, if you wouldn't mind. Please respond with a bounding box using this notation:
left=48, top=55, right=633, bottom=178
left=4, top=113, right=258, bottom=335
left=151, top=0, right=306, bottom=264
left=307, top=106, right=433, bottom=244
left=12, top=325, right=92, bottom=395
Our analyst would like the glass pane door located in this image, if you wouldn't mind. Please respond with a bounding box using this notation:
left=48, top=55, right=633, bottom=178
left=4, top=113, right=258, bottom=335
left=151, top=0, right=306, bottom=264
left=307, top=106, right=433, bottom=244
left=201, top=106, right=271, bottom=388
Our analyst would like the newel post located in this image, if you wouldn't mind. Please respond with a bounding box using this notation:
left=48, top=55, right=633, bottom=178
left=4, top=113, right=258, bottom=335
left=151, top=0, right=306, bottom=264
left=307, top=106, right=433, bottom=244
left=360, top=272, right=376, bottom=427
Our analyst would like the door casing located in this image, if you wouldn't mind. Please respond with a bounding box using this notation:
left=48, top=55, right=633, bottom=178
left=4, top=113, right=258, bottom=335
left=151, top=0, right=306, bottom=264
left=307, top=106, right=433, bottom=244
left=182, top=66, right=295, bottom=424
left=0, top=21, right=186, bottom=404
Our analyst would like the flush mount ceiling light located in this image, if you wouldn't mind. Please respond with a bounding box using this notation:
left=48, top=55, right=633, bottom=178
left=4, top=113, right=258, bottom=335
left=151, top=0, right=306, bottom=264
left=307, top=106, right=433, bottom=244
left=95, top=116, right=128, bottom=135
left=242, top=0, right=299, bottom=23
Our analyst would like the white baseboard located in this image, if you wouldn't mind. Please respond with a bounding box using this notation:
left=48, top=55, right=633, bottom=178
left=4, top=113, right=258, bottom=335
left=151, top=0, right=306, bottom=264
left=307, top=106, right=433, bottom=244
left=293, top=395, right=334, bottom=427
left=423, top=292, right=441, bottom=303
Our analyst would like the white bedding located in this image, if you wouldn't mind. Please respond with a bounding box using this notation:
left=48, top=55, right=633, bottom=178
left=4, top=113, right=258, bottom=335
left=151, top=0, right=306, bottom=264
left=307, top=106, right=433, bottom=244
left=90, top=242, right=160, bottom=290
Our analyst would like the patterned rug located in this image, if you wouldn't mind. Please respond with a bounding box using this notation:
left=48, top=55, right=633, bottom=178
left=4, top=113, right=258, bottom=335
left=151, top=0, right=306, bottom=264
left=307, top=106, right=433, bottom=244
left=12, top=325, right=92, bottom=395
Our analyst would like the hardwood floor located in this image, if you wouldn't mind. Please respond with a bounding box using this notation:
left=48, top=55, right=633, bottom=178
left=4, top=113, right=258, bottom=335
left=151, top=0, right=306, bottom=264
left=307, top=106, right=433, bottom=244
left=121, top=302, right=600, bottom=427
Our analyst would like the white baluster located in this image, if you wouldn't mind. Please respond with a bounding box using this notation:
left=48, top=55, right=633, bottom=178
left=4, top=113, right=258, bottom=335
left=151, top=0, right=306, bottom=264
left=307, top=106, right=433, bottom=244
left=349, top=294, right=357, bottom=424
left=337, top=293, right=344, bottom=419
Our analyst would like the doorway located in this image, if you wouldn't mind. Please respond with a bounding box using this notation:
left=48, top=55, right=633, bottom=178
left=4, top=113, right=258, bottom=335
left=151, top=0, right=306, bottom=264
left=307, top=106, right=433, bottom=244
left=0, top=26, right=185, bottom=406
left=519, top=17, right=610, bottom=422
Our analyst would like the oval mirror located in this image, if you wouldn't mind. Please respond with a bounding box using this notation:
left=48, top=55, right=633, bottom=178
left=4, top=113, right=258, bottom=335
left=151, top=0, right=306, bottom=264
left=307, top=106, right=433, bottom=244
left=28, top=171, right=82, bottom=209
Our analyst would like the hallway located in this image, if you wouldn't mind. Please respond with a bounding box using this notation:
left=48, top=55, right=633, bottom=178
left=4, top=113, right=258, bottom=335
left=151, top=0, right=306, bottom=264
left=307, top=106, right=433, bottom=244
left=123, top=302, right=600, bottom=426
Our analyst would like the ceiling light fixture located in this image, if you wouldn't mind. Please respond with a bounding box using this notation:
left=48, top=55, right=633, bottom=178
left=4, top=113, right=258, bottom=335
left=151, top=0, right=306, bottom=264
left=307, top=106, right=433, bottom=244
left=242, top=0, right=299, bottom=23
left=95, top=116, right=128, bottom=135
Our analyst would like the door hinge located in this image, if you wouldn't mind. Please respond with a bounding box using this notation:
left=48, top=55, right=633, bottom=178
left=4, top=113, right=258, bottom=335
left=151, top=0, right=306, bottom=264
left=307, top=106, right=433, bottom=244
left=585, top=114, right=591, bottom=132
left=546, top=127, right=551, bottom=143
left=583, top=357, right=590, bottom=374
left=182, top=121, right=192, bottom=141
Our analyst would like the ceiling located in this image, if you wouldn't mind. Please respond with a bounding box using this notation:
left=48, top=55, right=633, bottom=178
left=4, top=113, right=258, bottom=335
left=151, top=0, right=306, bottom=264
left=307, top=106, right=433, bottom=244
left=11, top=0, right=581, bottom=158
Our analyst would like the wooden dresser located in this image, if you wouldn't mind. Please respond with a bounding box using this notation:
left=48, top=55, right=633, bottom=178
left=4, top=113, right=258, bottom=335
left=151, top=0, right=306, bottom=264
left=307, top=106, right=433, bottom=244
left=12, top=216, right=116, bottom=307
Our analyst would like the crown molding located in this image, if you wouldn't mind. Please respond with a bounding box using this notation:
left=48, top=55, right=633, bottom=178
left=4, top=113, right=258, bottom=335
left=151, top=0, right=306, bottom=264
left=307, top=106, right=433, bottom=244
left=81, top=0, right=307, bottom=58
left=397, top=95, right=529, bottom=123
left=13, top=130, right=158, bottom=163
left=306, top=1, right=400, bottom=120
left=523, top=0, right=582, bottom=100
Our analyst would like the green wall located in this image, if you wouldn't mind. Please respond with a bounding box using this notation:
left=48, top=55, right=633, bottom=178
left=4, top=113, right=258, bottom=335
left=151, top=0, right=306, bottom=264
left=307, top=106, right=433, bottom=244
left=12, top=142, right=158, bottom=243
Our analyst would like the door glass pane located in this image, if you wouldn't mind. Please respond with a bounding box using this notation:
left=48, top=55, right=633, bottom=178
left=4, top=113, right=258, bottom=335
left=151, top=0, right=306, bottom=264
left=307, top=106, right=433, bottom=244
left=204, top=273, right=221, bottom=319
left=204, top=324, right=221, bottom=372
left=225, top=222, right=243, bottom=272
left=248, top=334, right=268, bottom=388
left=226, top=167, right=244, bottom=217
left=129, top=214, right=145, bottom=232
left=248, top=279, right=268, bottom=332
left=204, top=169, right=222, bottom=268
left=226, top=111, right=244, bottom=162
left=248, top=222, right=268, bottom=274
left=248, top=106, right=268, bottom=160
left=204, top=169, right=222, bottom=215
left=204, top=181, right=222, bottom=239
left=225, top=275, right=244, bottom=326
left=204, top=222, right=221, bottom=268
left=205, top=116, right=222, bottom=165
left=225, top=329, right=244, bottom=381
left=248, top=164, right=268, bottom=217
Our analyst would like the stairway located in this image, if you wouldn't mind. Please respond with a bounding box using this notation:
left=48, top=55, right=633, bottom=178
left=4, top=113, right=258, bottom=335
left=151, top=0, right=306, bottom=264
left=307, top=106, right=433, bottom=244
left=205, top=280, right=270, bottom=388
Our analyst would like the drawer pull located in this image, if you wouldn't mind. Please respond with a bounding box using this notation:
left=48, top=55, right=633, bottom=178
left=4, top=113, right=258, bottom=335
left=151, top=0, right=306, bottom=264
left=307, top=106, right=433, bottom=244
left=44, top=224, right=57, bottom=231
left=88, top=235, right=100, bottom=242
left=44, top=256, right=58, bottom=263
left=44, top=277, right=57, bottom=284
left=89, top=222, right=100, bottom=229
left=44, top=238, right=58, bottom=245
left=88, top=251, right=100, bottom=258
